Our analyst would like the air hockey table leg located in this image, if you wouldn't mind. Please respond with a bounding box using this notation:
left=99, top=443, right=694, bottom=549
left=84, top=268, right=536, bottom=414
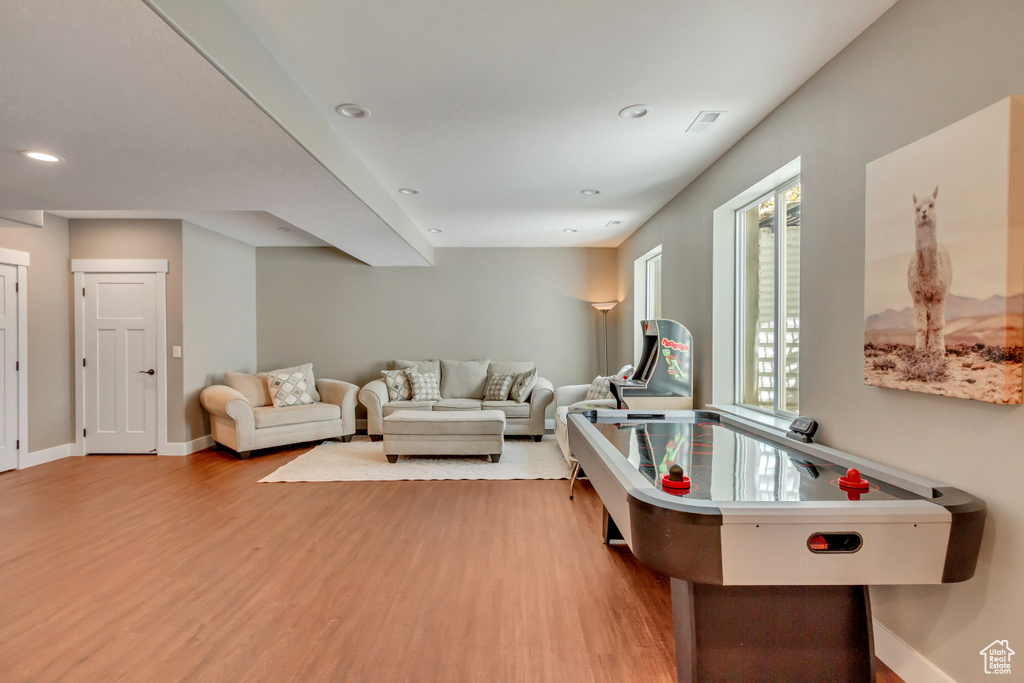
left=602, top=506, right=626, bottom=545
left=670, top=578, right=876, bottom=682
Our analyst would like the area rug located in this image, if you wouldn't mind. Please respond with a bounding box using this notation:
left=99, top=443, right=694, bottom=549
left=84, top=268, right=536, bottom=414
left=259, top=437, right=571, bottom=482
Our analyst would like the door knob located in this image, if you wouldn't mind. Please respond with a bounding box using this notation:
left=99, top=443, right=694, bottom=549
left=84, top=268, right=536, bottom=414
left=139, top=369, right=155, bottom=375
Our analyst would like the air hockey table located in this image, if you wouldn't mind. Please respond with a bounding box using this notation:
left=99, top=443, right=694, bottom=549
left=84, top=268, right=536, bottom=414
left=568, top=409, right=985, bottom=683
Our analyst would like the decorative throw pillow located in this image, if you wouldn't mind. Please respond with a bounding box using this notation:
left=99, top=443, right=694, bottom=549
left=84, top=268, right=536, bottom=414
left=585, top=364, right=635, bottom=401
left=381, top=369, right=412, bottom=401
left=483, top=372, right=515, bottom=401
left=509, top=368, right=537, bottom=403
left=265, top=370, right=315, bottom=407
left=260, top=363, right=321, bottom=403
left=405, top=369, right=441, bottom=402
left=585, top=375, right=613, bottom=401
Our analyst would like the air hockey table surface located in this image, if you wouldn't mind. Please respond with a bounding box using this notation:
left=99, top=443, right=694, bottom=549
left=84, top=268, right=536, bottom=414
left=567, top=409, right=986, bottom=682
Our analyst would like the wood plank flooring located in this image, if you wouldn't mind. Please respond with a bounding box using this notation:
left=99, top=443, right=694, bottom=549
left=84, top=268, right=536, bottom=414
left=0, top=441, right=901, bottom=682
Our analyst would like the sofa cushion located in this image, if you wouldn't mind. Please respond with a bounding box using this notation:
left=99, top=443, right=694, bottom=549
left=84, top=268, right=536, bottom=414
left=406, top=369, right=442, bottom=401
left=568, top=398, right=617, bottom=412
left=434, top=398, right=483, bottom=411
left=482, top=400, right=530, bottom=419
left=483, top=372, right=515, bottom=401
left=488, top=361, right=536, bottom=377
left=265, top=370, right=316, bottom=407
left=390, top=359, right=439, bottom=376
left=509, top=368, right=537, bottom=403
left=224, top=371, right=269, bottom=407
left=380, top=369, right=412, bottom=401
left=440, top=359, right=490, bottom=398
left=382, top=400, right=437, bottom=416
left=252, top=402, right=340, bottom=428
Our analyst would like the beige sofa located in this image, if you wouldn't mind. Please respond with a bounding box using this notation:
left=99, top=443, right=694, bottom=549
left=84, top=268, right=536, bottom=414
left=359, top=359, right=554, bottom=440
left=200, top=375, right=358, bottom=459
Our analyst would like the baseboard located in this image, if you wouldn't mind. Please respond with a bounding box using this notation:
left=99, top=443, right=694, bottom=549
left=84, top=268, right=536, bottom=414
left=162, top=435, right=214, bottom=456
left=873, top=619, right=955, bottom=683
left=545, top=418, right=554, bottom=431
left=20, top=443, right=74, bottom=468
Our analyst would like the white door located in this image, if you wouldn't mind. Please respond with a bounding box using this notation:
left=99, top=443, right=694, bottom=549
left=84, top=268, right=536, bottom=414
left=83, top=273, right=158, bottom=454
left=0, top=264, right=18, bottom=471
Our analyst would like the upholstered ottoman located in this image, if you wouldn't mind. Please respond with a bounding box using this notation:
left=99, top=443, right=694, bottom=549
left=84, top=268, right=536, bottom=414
left=382, top=410, right=505, bottom=463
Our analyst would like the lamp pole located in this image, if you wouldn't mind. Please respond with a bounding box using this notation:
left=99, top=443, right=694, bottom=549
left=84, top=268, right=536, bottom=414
left=601, top=308, right=609, bottom=375
left=591, top=302, right=618, bottom=376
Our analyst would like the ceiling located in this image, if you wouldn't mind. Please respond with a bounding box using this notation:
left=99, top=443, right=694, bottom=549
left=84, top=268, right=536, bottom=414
left=1, top=0, right=897, bottom=264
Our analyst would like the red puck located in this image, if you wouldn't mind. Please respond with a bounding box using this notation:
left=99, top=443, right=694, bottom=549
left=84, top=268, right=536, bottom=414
left=838, top=467, right=870, bottom=492
left=662, top=472, right=691, bottom=492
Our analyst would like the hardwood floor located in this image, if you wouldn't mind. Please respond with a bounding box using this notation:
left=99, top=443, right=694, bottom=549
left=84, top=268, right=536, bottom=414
left=0, top=442, right=902, bottom=682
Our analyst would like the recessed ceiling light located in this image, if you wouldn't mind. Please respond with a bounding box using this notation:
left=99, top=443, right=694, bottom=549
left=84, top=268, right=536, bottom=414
left=581, top=189, right=600, bottom=196
left=428, top=228, right=443, bottom=233
left=607, top=220, right=622, bottom=227
left=336, top=104, right=370, bottom=119
left=398, top=188, right=419, bottom=195
left=619, top=105, right=650, bottom=119
left=20, top=150, right=63, bottom=163
left=563, top=228, right=578, bottom=233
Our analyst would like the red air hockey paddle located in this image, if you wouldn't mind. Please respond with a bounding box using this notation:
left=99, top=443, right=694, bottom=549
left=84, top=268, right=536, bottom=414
left=662, top=464, right=691, bottom=494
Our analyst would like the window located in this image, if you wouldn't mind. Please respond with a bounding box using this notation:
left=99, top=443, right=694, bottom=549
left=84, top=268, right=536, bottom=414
left=633, top=245, right=662, bottom=361
left=736, top=177, right=800, bottom=415
left=645, top=251, right=662, bottom=318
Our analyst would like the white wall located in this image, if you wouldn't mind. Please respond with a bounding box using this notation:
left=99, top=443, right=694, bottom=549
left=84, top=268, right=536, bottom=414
left=182, top=221, right=257, bottom=441
left=255, top=246, right=618, bottom=413
left=0, top=213, right=73, bottom=451
left=610, top=1, right=1024, bottom=680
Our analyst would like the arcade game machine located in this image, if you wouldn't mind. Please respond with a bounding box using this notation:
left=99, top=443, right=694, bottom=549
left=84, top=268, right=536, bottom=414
left=612, top=319, right=693, bottom=410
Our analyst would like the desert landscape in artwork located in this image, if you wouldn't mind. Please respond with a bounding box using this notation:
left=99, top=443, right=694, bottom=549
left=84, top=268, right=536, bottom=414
left=864, top=294, right=1023, bottom=403
left=863, top=96, right=1024, bottom=404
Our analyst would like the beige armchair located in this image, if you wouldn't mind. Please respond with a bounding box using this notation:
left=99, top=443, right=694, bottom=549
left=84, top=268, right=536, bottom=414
left=554, top=384, right=616, bottom=499
left=201, top=378, right=358, bottom=459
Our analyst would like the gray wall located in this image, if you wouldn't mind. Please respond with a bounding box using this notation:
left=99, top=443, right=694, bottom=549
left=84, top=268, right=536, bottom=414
left=182, top=221, right=256, bottom=441
left=0, top=213, right=74, bottom=452
left=256, top=247, right=618, bottom=408
left=68, top=219, right=187, bottom=443
left=610, top=1, right=1024, bottom=680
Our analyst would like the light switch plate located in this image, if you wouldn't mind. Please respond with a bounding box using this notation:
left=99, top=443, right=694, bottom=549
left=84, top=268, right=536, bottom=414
left=172, top=346, right=182, bottom=358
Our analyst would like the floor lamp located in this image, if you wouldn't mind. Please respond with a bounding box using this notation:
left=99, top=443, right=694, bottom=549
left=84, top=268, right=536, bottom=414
left=591, top=302, right=618, bottom=376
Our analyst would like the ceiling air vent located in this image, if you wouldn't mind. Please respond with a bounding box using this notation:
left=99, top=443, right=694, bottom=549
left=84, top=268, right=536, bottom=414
left=686, top=110, right=725, bottom=134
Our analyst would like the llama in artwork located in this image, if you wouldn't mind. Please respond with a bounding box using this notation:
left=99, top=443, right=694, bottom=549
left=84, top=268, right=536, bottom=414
left=907, top=187, right=952, bottom=355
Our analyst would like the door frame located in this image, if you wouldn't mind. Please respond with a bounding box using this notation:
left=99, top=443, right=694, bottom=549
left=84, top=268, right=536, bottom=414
left=0, top=248, right=29, bottom=468
left=72, top=259, right=169, bottom=456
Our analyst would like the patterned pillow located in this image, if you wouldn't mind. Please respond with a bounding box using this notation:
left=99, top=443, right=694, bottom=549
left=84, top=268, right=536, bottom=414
left=585, top=375, right=613, bottom=400
left=585, top=365, right=635, bottom=401
left=381, top=369, right=412, bottom=401
left=483, top=372, right=515, bottom=401
left=405, top=369, right=441, bottom=401
left=265, top=370, right=315, bottom=407
left=261, top=363, right=320, bottom=403
left=509, top=368, right=537, bottom=403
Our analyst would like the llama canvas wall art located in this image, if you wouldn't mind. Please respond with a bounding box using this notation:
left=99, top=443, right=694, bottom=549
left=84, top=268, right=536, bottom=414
left=864, top=95, right=1024, bottom=404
